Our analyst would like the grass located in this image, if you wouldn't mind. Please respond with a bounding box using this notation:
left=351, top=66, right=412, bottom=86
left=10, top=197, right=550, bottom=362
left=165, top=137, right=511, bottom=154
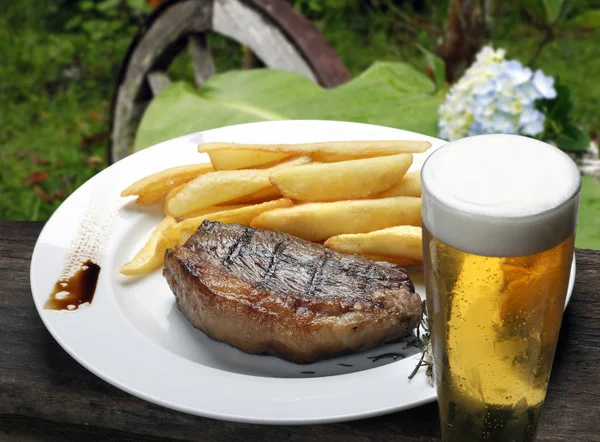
left=0, top=1, right=126, bottom=220
left=577, top=176, right=600, bottom=249
left=1, top=1, right=599, bottom=249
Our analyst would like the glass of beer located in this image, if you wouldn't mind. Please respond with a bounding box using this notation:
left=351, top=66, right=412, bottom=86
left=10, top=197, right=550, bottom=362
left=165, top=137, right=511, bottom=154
left=421, top=134, right=581, bottom=442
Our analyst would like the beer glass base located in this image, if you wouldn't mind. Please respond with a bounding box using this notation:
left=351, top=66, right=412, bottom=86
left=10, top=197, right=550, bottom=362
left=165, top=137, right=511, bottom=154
left=441, top=401, right=543, bottom=442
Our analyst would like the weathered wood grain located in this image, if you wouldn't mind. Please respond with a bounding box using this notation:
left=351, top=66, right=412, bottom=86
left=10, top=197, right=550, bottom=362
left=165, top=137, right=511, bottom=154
left=0, top=221, right=598, bottom=441
left=245, top=0, right=351, bottom=88
left=188, top=33, right=216, bottom=87
left=213, top=0, right=317, bottom=82
left=109, top=0, right=351, bottom=164
left=147, top=71, right=173, bottom=95
left=0, top=415, right=183, bottom=442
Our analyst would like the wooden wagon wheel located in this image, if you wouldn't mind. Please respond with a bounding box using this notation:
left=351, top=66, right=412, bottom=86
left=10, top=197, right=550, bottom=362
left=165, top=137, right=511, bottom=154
left=108, top=0, right=352, bottom=164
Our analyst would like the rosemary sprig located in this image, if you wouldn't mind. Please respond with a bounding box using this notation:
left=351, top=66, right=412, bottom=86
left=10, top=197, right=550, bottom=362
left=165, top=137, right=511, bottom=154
left=408, top=300, right=433, bottom=384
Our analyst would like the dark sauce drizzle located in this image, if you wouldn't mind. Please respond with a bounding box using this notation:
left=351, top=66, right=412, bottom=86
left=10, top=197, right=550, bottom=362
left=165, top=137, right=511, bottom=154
left=298, top=351, right=410, bottom=374
left=44, top=260, right=101, bottom=311
left=367, top=352, right=406, bottom=363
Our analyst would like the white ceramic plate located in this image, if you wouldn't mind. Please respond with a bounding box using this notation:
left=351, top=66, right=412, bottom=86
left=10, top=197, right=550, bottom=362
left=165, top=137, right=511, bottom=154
left=30, top=120, right=576, bottom=425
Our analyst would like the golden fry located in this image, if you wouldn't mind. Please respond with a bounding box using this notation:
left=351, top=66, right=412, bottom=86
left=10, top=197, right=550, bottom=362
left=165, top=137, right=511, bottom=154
left=362, top=254, right=423, bottom=267
left=221, top=186, right=281, bottom=205
left=208, top=149, right=290, bottom=170
left=198, top=140, right=431, bottom=161
left=180, top=204, right=249, bottom=219
left=135, top=190, right=165, bottom=205
left=162, top=183, right=185, bottom=215
left=374, top=170, right=422, bottom=198
left=165, top=169, right=272, bottom=217
left=119, top=216, right=178, bottom=275
left=219, top=158, right=312, bottom=204
left=269, top=154, right=412, bottom=202
left=165, top=156, right=310, bottom=217
left=121, top=163, right=213, bottom=204
left=167, top=198, right=293, bottom=244
left=269, top=155, right=312, bottom=169
left=251, top=197, right=421, bottom=242
left=324, top=225, right=423, bottom=261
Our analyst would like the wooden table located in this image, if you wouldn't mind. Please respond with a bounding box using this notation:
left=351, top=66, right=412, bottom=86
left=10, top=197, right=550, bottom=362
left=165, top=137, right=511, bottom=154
left=1, top=221, right=599, bottom=441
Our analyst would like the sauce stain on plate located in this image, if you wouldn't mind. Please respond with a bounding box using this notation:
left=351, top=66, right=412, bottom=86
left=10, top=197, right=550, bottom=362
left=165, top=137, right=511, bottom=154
left=44, top=185, right=118, bottom=310
left=45, top=260, right=101, bottom=310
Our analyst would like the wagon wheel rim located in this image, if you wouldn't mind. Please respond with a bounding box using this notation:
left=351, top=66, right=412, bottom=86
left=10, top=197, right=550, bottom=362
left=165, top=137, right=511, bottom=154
left=108, top=0, right=350, bottom=164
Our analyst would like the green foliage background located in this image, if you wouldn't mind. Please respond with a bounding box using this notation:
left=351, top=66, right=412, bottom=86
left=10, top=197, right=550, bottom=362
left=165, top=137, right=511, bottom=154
left=1, top=0, right=599, bottom=249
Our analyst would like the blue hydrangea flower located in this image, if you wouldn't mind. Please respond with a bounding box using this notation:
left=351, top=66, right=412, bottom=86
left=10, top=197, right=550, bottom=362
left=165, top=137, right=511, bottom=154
left=438, top=46, right=557, bottom=140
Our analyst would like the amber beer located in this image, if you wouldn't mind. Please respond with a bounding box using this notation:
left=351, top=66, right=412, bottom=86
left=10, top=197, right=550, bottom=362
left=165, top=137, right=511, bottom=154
left=421, top=134, right=581, bottom=442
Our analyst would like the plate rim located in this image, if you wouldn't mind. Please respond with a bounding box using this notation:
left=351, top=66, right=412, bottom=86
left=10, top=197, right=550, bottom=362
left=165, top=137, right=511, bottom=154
left=29, top=120, right=576, bottom=425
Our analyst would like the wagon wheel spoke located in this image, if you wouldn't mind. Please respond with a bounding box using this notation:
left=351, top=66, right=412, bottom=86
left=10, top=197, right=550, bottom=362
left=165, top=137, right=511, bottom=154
left=109, top=0, right=351, bottom=164
left=188, top=33, right=215, bottom=87
left=147, top=71, right=173, bottom=96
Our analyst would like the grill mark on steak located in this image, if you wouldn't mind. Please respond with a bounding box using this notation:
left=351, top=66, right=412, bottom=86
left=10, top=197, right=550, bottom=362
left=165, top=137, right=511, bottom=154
left=305, top=251, right=330, bottom=298
left=163, top=221, right=424, bottom=364
left=223, top=227, right=254, bottom=268
left=362, top=262, right=377, bottom=294
left=260, top=236, right=290, bottom=287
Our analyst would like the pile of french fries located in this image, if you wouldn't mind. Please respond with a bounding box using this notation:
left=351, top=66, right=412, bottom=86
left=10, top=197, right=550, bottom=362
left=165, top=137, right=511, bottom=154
left=119, top=140, right=430, bottom=276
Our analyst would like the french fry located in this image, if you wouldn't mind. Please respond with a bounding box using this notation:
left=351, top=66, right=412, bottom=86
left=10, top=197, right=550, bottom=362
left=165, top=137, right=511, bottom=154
left=135, top=191, right=164, bottom=205
left=220, top=156, right=312, bottom=206
left=268, top=155, right=312, bottom=169
left=162, top=183, right=186, bottom=215
left=198, top=140, right=431, bottom=161
left=165, top=156, right=310, bottom=217
left=324, top=226, right=423, bottom=261
left=221, top=155, right=310, bottom=204
left=251, top=197, right=421, bottom=242
left=374, top=170, right=422, bottom=198
left=221, top=186, right=281, bottom=205
left=172, top=199, right=294, bottom=244
left=269, top=154, right=413, bottom=202
left=220, top=156, right=310, bottom=205
left=165, top=169, right=272, bottom=217
left=208, top=149, right=291, bottom=170
left=362, top=254, right=423, bottom=267
left=180, top=204, right=249, bottom=219
left=119, top=216, right=178, bottom=275
left=121, top=163, right=213, bottom=204
left=167, top=198, right=293, bottom=244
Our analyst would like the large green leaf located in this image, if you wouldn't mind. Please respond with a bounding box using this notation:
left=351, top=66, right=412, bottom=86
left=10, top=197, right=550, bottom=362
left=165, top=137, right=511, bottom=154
left=541, top=0, right=569, bottom=24
left=562, top=9, right=600, bottom=29
left=417, top=44, right=447, bottom=92
left=134, top=62, right=440, bottom=151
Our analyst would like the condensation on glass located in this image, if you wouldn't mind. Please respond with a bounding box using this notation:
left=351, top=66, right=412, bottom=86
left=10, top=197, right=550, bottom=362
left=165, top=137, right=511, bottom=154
left=421, top=134, right=581, bottom=442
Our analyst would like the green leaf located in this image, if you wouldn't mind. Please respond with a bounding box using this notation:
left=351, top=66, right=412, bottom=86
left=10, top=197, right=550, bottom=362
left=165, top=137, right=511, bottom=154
left=97, top=0, right=121, bottom=13
left=555, top=124, right=590, bottom=152
left=80, top=1, right=96, bottom=11
left=126, top=0, right=151, bottom=14
left=576, top=176, right=600, bottom=250
left=522, top=0, right=547, bottom=24
left=541, top=82, right=572, bottom=122
left=561, top=9, right=600, bottom=29
left=542, top=0, right=567, bottom=24
left=64, top=15, right=83, bottom=31
left=537, top=78, right=590, bottom=153
left=417, top=44, right=447, bottom=92
left=134, top=64, right=441, bottom=151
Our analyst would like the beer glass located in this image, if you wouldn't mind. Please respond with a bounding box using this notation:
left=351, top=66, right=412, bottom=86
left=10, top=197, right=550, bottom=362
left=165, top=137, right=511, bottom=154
left=421, top=134, right=581, bottom=442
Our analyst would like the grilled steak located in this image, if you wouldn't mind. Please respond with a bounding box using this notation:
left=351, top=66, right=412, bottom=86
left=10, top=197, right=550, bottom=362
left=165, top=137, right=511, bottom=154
left=163, top=221, right=423, bottom=364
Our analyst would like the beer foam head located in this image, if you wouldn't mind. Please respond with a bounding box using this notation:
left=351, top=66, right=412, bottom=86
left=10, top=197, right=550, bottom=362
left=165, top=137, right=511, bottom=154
left=421, top=134, right=581, bottom=256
